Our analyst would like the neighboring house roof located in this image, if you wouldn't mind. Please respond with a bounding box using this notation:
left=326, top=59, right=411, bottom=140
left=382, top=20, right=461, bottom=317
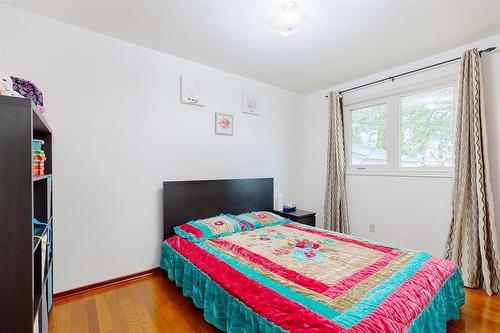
left=351, top=143, right=425, bottom=166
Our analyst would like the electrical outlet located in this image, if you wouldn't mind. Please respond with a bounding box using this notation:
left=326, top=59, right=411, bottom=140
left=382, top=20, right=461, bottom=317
left=369, top=224, right=376, bottom=233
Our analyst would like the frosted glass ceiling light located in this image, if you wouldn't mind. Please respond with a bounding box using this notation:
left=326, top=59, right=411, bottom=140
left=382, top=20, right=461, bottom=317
left=266, top=1, right=311, bottom=36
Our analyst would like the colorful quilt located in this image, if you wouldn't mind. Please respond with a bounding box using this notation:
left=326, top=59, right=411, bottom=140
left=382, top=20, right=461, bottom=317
left=161, top=223, right=464, bottom=333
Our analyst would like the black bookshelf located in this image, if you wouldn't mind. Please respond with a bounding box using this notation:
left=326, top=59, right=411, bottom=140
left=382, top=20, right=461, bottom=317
left=0, top=95, right=54, bottom=333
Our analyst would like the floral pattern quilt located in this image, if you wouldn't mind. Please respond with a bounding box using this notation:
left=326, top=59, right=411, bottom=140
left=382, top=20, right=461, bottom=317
left=165, top=222, right=464, bottom=332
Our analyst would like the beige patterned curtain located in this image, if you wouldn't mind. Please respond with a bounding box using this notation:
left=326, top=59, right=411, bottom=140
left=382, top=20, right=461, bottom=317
left=445, top=49, right=500, bottom=295
left=324, top=91, right=349, bottom=233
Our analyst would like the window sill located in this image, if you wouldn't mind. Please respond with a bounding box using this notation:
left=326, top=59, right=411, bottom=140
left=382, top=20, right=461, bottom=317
left=346, top=169, right=453, bottom=178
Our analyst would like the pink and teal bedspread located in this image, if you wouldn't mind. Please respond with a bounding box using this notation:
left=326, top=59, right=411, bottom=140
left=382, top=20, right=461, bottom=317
left=160, top=222, right=464, bottom=332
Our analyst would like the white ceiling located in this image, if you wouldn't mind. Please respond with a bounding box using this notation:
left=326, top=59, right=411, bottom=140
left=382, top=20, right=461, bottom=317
left=4, top=0, right=500, bottom=94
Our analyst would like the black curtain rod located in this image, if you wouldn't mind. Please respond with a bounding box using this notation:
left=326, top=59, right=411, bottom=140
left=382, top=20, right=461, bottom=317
left=325, top=46, right=497, bottom=98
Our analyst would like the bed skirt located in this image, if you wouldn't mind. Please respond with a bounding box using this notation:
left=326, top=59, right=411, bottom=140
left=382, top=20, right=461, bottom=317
left=160, top=241, right=464, bottom=333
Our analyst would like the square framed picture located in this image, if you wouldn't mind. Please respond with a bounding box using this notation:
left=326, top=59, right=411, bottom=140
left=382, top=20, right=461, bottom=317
left=215, top=113, right=233, bottom=136
left=242, top=90, right=259, bottom=115
left=180, top=76, right=206, bottom=106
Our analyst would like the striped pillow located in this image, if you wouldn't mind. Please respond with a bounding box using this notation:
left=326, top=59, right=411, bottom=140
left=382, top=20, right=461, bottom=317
left=233, top=211, right=289, bottom=229
left=174, top=214, right=249, bottom=242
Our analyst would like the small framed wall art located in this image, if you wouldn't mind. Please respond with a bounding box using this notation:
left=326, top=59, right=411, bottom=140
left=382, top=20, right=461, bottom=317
left=180, top=76, right=206, bottom=106
left=215, top=113, right=234, bottom=136
left=242, top=90, right=259, bottom=115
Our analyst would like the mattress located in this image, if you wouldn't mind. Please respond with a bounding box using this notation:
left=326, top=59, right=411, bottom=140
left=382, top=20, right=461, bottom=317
left=160, top=222, right=464, bottom=333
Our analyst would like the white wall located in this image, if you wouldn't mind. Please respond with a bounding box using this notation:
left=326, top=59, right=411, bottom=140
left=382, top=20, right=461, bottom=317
left=0, top=5, right=304, bottom=292
left=483, top=43, right=500, bottom=259
left=303, top=33, right=500, bottom=258
left=0, top=5, right=3, bottom=68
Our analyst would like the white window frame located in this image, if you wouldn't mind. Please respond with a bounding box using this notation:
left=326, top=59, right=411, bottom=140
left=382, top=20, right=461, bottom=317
left=344, top=78, right=456, bottom=178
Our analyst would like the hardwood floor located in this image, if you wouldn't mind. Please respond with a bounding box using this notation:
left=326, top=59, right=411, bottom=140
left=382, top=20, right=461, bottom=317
left=49, top=271, right=220, bottom=333
left=49, top=271, right=500, bottom=333
left=446, top=288, right=500, bottom=332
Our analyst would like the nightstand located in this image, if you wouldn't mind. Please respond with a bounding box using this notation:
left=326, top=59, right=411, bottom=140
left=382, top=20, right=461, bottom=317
left=274, top=209, right=316, bottom=227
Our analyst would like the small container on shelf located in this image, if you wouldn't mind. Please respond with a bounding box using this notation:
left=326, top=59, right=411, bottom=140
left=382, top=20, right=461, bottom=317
left=32, top=139, right=44, bottom=151
left=32, top=150, right=46, bottom=161
left=33, top=162, right=45, bottom=177
left=32, top=140, right=46, bottom=177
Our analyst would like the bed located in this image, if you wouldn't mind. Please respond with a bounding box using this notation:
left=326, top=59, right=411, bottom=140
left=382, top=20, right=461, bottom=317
left=160, top=178, right=464, bottom=333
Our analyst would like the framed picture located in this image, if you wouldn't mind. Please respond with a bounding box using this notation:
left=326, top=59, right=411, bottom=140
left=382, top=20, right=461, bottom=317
left=215, top=113, right=234, bottom=136
left=180, top=76, right=206, bottom=106
left=242, top=90, right=259, bottom=115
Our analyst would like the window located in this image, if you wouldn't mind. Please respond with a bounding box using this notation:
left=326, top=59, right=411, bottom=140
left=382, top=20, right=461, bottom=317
left=351, top=104, right=388, bottom=166
left=400, top=87, right=454, bottom=168
left=345, top=83, right=455, bottom=176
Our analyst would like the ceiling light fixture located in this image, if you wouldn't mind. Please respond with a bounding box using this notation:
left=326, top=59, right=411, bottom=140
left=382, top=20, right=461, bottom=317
left=266, top=1, right=311, bottom=37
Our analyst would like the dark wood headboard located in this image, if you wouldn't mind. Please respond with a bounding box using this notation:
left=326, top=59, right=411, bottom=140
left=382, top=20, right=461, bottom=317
left=163, top=178, right=274, bottom=239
